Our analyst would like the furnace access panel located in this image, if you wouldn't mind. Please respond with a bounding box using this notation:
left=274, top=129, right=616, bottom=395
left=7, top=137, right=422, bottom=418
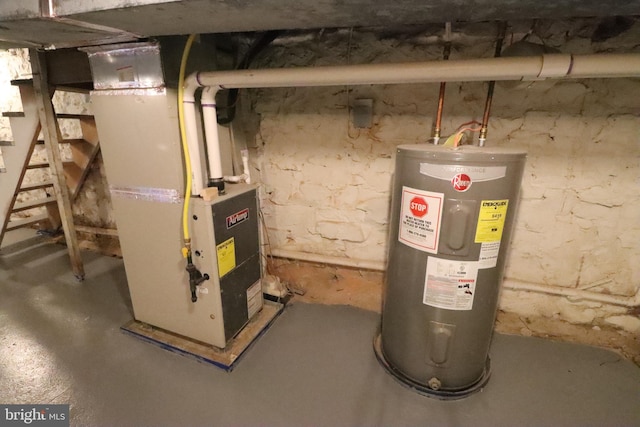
left=190, top=184, right=263, bottom=347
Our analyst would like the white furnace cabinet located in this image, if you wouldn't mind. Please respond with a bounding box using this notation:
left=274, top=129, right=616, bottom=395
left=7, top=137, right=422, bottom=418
left=91, top=91, right=262, bottom=348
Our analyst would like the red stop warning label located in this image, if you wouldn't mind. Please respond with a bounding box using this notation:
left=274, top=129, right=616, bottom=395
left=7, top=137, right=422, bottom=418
left=410, top=197, right=428, bottom=217
left=399, top=186, right=444, bottom=254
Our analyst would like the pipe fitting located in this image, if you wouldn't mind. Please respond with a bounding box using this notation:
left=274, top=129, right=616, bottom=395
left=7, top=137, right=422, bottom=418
left=428, top=377, right=442, bottom=391
left=208, top=177, right=225, bottom=195
left=223, top=174, right=248, bottom=183
left=186, top=261, right=206, bottom=303
left=539, top=54, right=574, bottom=79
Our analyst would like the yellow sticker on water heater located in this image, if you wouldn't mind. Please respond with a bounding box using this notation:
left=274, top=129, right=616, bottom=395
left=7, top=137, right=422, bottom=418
left=216, top=237, right=236, bottom=278
left=475, top=200, right=509, bottom=243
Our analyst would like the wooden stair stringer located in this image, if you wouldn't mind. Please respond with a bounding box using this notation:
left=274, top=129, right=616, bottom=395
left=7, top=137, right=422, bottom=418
left=0, top=84, right=44, bottom=244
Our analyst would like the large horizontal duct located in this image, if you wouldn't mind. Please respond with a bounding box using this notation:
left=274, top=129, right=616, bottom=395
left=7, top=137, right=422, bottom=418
left=1, top=1, right=640, bottom=48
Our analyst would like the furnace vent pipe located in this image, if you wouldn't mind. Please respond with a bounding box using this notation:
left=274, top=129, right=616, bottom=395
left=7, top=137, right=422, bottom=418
left=184, top=53, right=640, bottom=195
left=201, top=87, right=225, bottom=193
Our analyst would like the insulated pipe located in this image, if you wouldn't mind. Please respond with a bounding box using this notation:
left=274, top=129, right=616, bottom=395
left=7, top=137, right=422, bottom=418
left=183, top=53, right=640, bottom=194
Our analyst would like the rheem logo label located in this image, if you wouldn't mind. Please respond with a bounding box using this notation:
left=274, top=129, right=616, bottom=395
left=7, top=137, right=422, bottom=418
left=409, top=197, right=428, bottom=217
left=452, top=173, right=472, bottom=192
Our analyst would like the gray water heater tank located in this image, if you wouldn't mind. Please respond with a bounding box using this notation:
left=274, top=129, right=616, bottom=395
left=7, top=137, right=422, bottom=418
left=375, top=144, right=526, bottom=399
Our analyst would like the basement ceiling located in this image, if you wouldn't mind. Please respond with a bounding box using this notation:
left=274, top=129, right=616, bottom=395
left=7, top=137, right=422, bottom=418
left=1, top=0, right=639, bottom=49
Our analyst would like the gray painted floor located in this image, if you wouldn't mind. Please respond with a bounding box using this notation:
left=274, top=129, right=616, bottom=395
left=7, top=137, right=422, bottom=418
left=1, top=233, right=639, bottom=427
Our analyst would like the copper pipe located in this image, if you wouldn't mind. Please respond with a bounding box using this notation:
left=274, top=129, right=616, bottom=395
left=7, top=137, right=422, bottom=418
left=433, top=42, right=451, bottom=144
left=479, top=22, right=508, bottom=146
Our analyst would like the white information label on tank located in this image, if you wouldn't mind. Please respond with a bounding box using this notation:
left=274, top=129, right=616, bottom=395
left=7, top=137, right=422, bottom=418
left=479, top=241, right=501, bottom=269
left=398, top=186, right=444, bottom=254
left=423, top=257, right=479, bottom=310
left=246, top=280, right=263, bottom=319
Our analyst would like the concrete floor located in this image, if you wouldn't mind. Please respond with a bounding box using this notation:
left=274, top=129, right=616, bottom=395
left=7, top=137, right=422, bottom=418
left=1, top=232, right=639, bottom=427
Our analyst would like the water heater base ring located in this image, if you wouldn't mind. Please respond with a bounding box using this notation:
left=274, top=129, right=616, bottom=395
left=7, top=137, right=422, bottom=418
left=373, top=333, right=491, bottom=400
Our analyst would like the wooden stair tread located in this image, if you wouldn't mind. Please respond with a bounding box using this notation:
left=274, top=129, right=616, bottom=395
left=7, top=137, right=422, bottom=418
left=70, top=139, right=97, bottom=162
left=6, top=213, right=49, bottom=231
left=56, top=113, right=94, bottom=120
left=26, top=161, right=76, bottom=169
left=12, top=78, right=91, bottom=93
left=53, top=84, right=93, bottom=94
left=0, top=140, right=15, bottom=146
left=36, top=138, right=86, bottom=145
left=4, top=112, right=94, bottom=120
left=63, top=161, right=82, bottom=172
left=26, top=162, right=50, bottom=169
left=0, top=167, right=6, bottom=173
left=10, top=79, right=33, bottom=87
left=19, top=181, right=54, bottom=192
left=63, top=162, right=83, bottom=192
left=13, top=196, right=57, bottom=212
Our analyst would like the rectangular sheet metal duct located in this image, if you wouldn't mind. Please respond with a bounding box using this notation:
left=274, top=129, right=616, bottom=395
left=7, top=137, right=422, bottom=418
left=1, top=0, right=639, bottom=48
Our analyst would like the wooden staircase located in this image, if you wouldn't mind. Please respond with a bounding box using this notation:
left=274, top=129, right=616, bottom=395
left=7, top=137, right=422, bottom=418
left=0, top=51, right=101, bottom=279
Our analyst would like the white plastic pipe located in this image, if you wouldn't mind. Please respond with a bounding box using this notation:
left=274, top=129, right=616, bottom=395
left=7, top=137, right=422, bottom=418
left=201, top=86, right=224, bottom=186
left=502, top=280, right=640, bottom=308
left=241, top=149, right=251, bottom=184
left=182, top=93, right=205, bottom=195
left=270, top=248, right=386, bottom=272
left=223, top=174, right=248, bottom=183
left=191, top=54, right=640, bottom=90
left=270, top=248, right=640, bottom=308
left=183, top=53, right=640, bottom=195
